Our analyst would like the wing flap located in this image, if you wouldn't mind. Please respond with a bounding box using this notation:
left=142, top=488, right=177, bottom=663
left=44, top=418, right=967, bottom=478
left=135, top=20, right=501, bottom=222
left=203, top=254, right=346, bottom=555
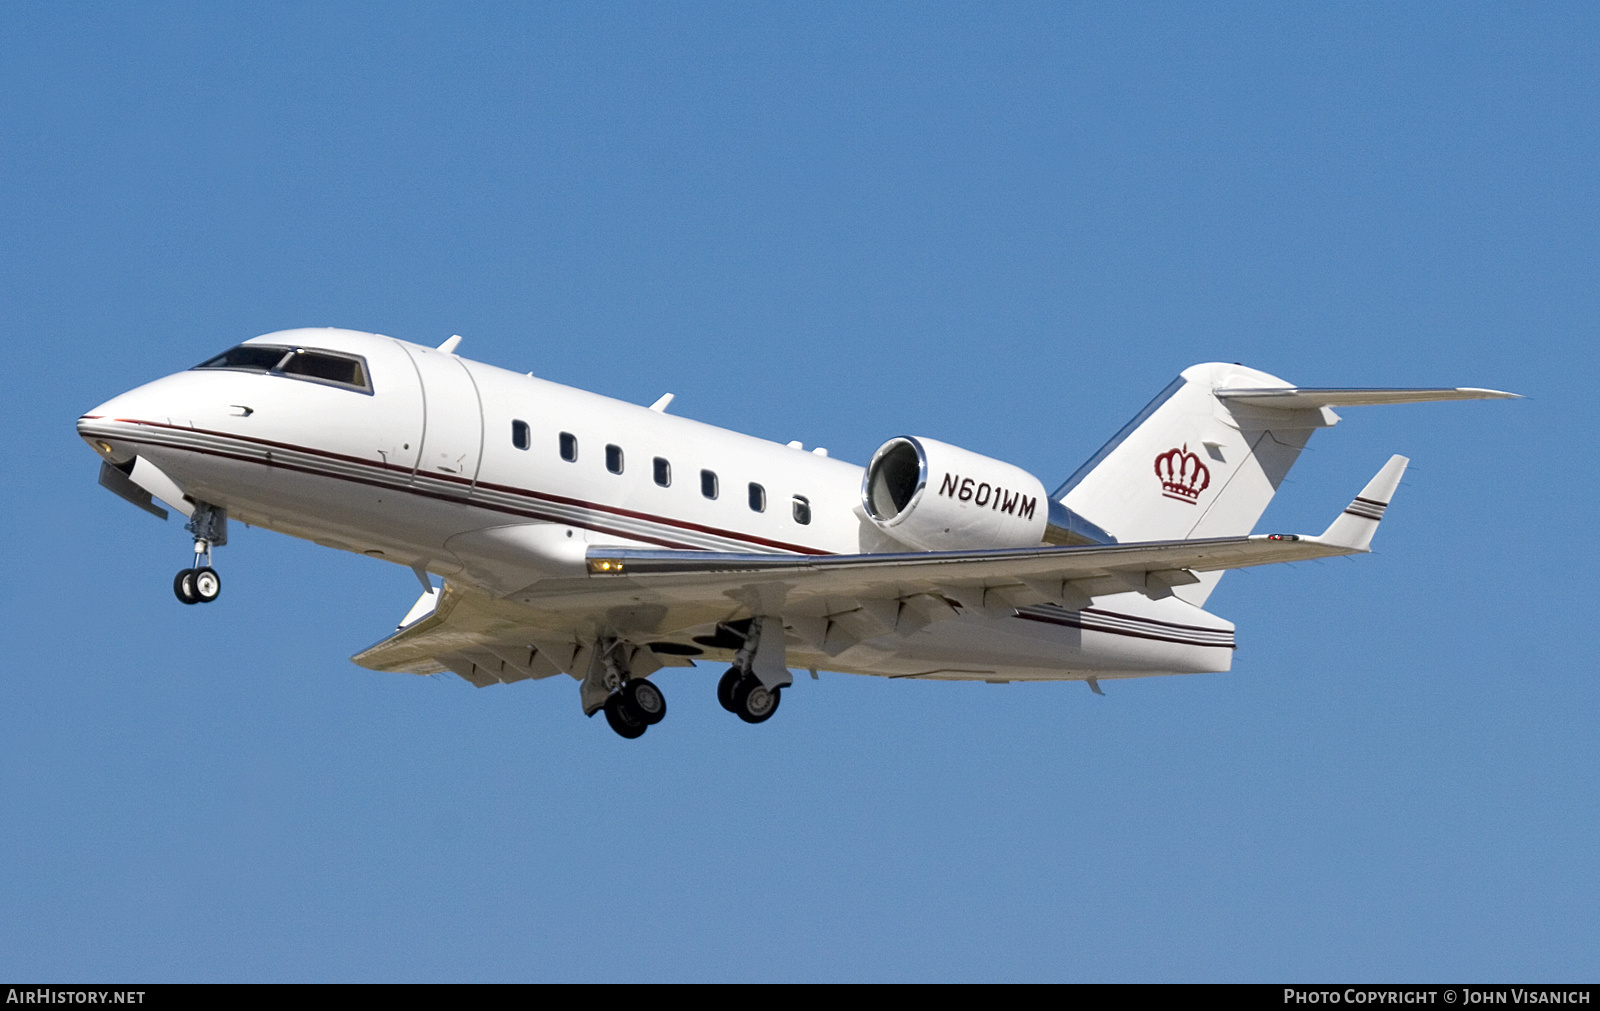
left=352, top=584, right=581, bottom=679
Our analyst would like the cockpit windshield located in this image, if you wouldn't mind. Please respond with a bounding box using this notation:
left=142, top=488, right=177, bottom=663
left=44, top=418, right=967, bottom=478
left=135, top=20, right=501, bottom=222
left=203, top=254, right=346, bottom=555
left=195, top=345, right=292, bottom=372
left=193, top=345, right=371, bottom=394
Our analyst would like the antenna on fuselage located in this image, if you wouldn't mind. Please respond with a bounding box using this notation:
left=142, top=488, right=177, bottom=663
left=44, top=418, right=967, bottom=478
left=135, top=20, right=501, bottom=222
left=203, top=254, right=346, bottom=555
left=438, top=335, right=462, bottom=354
left=649, top=393, right=675, bottom=413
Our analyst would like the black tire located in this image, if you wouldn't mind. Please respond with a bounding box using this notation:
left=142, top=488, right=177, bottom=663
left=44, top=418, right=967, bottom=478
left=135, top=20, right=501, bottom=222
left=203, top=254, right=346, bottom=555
left=173, top=569, right=199, bottom=605
left=717, top=669, right=742, bottom=712
left=192, top=566, right=221, bottom=603
left=732, top=676, right=781, bottom=724
left=603, top=693, right=648, bottom=739
left=623, top=679, right=667, bottom=725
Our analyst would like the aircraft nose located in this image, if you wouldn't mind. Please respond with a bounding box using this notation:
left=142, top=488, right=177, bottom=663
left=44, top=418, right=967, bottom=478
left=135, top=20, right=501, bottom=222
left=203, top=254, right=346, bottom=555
left=78, top=373, right=195, bottom=463
left=79, top=385, right=152, bottom=431
left=81, top=391, right=128, bottom=425
left=80, top=369, right=199, bottom=429
left=79, top=390, right=143, bottom=464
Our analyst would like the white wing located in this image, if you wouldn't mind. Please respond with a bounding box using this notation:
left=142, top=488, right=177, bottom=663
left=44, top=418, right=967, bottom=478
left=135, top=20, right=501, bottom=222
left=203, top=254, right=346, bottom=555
left=354, top=456, right=1408, bottom=681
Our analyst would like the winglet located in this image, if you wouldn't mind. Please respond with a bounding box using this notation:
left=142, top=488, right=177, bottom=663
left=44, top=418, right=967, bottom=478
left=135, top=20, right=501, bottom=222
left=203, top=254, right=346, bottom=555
left=1318, top=454, right=1409, bottom=551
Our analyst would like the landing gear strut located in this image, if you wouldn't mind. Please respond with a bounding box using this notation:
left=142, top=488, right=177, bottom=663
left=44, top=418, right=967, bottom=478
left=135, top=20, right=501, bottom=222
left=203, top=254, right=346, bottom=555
left=173, top=503, right=227, bottom=605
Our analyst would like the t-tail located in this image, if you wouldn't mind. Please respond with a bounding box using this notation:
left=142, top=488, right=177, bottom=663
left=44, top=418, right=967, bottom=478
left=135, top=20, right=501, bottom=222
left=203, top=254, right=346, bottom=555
left=1054, top=363, right=1516, bottom=604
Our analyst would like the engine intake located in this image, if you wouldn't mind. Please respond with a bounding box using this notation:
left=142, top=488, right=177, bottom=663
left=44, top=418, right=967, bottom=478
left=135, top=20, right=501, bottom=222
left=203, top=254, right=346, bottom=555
left=862, top=436, right=1050, bottom=551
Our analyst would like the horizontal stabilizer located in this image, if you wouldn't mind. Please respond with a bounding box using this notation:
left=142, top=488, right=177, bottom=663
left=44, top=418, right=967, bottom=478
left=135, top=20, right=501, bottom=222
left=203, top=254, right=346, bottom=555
left=1217, top=387, right=1519, bottom=409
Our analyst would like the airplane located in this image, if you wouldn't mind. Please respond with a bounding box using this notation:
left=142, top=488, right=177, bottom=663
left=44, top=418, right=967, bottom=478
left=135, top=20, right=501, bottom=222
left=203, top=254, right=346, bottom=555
left=77, top=328, right=1516, bottom=738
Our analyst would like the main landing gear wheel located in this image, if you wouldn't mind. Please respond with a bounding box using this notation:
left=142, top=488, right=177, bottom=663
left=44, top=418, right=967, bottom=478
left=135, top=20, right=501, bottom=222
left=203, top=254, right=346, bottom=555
left=603, top=692, right=648, bottom=739
left=623, top=679, right=667, bottom=725
left=717, top=669, right=742, bottom=712
left=731, top=674, right=781, bottom=724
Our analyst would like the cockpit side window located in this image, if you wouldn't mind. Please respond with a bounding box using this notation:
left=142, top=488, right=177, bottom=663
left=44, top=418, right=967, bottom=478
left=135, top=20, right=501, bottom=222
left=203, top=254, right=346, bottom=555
left=194, top=345, right=292, bottom=372
left=192, top=345, right=372, bottom=394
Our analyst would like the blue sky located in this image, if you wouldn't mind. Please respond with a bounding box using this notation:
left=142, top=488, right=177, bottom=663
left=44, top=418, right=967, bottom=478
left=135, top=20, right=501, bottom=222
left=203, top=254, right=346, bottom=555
left=2, top=3, right=1595, bottom=981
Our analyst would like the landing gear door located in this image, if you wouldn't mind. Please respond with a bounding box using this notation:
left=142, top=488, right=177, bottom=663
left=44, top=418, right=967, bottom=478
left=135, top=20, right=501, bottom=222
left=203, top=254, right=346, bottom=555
left=403, top=344, right=484, bottom=498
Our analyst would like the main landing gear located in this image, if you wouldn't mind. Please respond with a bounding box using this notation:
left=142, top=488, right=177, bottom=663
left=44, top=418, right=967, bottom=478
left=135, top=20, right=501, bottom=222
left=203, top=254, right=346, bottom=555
left=584, top=641, right=668, bottom=739
left=172, top=503, right=227, bottom=606
left=586, top=618, right=791, bottom=738
left=602, top=678, right=668, bottom=739
left=713, top=615, right=789, bottom=724
left=717, top=667, right=782, bottom=723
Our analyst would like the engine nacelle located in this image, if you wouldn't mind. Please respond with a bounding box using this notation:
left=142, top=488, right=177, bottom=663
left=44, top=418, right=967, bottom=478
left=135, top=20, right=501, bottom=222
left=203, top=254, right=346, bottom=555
left=861, top=436, right=1048, bottom=551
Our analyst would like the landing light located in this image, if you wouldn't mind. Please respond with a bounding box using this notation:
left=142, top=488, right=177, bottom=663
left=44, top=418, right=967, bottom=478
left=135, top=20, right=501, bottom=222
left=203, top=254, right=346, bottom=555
left=588, top=558, right=625, bottom=574
left=95, top=441, right=113, bottom=454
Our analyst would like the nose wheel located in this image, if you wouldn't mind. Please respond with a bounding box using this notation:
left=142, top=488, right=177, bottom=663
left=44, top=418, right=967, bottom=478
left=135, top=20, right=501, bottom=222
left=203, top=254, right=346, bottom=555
left=173, top=566, right=221, bottom=605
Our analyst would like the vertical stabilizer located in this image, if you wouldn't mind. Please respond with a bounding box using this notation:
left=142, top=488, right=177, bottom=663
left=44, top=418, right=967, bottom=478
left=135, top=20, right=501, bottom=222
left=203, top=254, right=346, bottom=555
left=1056, top=363, right=1338, bottom=604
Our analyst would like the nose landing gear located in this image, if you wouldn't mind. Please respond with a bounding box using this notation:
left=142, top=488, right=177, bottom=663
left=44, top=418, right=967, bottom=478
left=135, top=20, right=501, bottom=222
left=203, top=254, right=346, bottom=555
left=173, top=564, right=221, bottom=605
left=172, top=503, right=227, bottom=605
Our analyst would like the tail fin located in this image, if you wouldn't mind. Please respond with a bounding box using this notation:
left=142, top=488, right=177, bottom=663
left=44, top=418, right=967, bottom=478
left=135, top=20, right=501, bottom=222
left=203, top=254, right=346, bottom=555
left=1057, top=366, right=1514, bottom=604
left=1057, top=363, right=1330, bottom=550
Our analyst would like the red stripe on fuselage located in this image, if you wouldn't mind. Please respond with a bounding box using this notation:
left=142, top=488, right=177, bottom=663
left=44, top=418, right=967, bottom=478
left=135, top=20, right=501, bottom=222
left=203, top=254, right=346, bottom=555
left=83, top=416, right=835, bottom=556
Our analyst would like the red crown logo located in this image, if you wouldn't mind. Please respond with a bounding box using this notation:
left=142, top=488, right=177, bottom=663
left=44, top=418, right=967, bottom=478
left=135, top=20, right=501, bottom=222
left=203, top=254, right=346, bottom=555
left=1154, top=445, right=1210, bottom=504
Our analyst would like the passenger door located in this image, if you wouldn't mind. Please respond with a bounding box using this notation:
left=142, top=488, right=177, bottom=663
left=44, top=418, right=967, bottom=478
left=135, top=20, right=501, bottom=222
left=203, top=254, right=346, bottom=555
left=401, top=343, right=484, bottom=499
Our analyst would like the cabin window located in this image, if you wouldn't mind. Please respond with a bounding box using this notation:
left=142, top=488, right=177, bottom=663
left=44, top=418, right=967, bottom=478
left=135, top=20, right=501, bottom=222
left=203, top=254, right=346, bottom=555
left=606, top=444, right=624, bottom=474
left=653, top=457, right=671, bottom=487
left=748, top=482, right=766, bottom=512
left=511, top=420, right=530, bottom=450
left=559, top=432, right=578, bottom=462
left=701, top=469, right=719, bottom=499
left=792, top=495, right=811, bottom=525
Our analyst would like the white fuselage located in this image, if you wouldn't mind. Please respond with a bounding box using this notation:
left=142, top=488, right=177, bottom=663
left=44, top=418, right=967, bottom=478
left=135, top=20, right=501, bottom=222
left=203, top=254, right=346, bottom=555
left=78, top=328, right=1236, bottom=683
